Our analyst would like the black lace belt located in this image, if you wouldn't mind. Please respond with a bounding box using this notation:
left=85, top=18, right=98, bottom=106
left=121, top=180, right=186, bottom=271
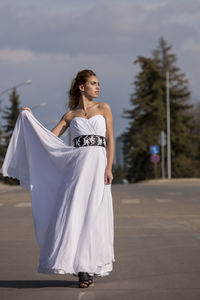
left=72, top=134, right=106, bottom=148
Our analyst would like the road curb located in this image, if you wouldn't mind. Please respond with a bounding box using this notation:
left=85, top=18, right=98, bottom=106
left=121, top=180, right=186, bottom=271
left=139, top=178, right=200, bottom=184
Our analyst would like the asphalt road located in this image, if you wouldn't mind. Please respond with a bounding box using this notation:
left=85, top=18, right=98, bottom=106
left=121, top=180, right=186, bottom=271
left=0, top=180, right=200, bottom=300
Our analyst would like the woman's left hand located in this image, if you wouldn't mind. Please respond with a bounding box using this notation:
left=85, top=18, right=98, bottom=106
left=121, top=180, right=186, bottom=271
left=22, top=107, right=33, bottom=114
left=104, top=168, right=113, bottom=185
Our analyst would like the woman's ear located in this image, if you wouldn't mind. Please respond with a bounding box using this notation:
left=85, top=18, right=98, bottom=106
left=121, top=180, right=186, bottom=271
left=79, top=84, right=84, bottom=92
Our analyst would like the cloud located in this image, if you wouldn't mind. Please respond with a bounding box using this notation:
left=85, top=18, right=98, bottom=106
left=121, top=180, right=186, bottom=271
left=0, top=49, right=75, bottom=63
left=0, top=0, right=199, bottom=58
left=0, top=49, right=35, bottom=63
left=181, top=40, right=200, bottom=52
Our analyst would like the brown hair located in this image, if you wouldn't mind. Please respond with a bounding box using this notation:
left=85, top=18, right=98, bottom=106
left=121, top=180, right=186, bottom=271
left=68, top=69, right=96, bottom=110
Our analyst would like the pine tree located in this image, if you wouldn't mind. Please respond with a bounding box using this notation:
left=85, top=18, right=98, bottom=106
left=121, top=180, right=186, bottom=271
left=122, top=57, right=164, bottom=182
left=1, top=88, right=20, bottom=184
left=2, top=88, right=21, bottom=148
left=153, top=37, right=196, bottom=178
left=0, top=124, right=6, bottom=182
left=194, top=103, right=200, bottom=136
left=122, top=37, right=197, bottom=182
left=192, top=102, right=200, bottom=177
left=0, top=101, right=6, bottom=181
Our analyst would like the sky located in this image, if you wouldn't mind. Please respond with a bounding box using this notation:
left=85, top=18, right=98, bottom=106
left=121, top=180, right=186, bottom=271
left=0, top=0, right=200, bottom=143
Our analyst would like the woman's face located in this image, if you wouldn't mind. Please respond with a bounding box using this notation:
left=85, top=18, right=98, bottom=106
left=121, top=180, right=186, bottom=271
left=80, top=76, right=100, bottom=99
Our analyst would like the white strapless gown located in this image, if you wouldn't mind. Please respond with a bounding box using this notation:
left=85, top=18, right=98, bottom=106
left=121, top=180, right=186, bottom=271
left=1, top=111, right=115, bottom=276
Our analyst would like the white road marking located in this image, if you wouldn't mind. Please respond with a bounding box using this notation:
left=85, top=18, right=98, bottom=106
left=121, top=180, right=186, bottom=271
left=15, top=202, right=32, bottom=207
left=122, top=199, right=141, bottom=204
left=169, top=192, right=182, bottom=195
left=155, top=198, right=172, bottom=203
left=78, top=292, right=86, bottom=300
left=78, top=292, right=95, bottom=300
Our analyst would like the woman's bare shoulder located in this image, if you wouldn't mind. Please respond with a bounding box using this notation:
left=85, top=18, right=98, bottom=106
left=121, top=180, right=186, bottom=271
left=98, top=101, right=112, bottom=115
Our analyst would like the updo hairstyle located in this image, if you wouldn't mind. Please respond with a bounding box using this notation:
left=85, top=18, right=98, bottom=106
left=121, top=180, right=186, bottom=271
left=68, top=69, right=96, bottom=110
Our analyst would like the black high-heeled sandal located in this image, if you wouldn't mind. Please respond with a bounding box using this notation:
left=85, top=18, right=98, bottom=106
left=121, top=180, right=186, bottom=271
left=86, top=273, right=94, bottom=286
left=78, top=272, right=90, bottom=288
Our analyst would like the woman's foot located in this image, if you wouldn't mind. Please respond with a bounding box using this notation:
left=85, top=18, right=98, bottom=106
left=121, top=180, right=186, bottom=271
left=86, top=273, right=94, bottom=286
left=78, top=272, right=90, bottom=288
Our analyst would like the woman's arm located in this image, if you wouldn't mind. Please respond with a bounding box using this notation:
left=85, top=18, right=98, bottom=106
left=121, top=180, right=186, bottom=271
left=101, top=102, right=115, bottom=185
left=51, top=113, right=69, bottom=137
left=22, top=107, right=69, bottom=137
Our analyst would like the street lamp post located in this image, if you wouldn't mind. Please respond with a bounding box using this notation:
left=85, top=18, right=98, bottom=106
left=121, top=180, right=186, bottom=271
left=0, top=80, right=32, bottom=98
left=166, top=71, right=171, bottom=179
left=30, top=102, right=47, bottom=111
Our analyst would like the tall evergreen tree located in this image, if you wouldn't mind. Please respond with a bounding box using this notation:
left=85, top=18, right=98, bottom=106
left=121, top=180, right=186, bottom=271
left=2, top=88, right=21, bottom=148
left=0, top=101, right=6, bottom=181
left=193, top=102, right=200, bottom=136
left=122, top=37, right=197, bottom=182
left=1, top=88, right=20, bottom=184
left=192, top=102, right=200, bottom=177
left=122, top=57, right=164, bottom=182
left=153, top=37, right=196, bottom=178
left=0, top=123, right=6, bottom=182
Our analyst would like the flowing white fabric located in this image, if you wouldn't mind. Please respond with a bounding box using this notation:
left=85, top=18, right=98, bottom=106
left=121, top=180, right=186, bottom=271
left=1, top=111, right=115, bottom=276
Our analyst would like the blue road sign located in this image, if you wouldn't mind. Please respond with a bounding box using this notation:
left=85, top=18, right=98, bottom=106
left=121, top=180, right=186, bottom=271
left=150, top=145, right=160, bottom=155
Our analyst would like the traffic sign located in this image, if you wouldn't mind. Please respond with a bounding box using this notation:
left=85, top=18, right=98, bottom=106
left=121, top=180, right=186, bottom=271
left=150, top=145, right=160, bottom=155
left=150, top=154, right=160, bottom=164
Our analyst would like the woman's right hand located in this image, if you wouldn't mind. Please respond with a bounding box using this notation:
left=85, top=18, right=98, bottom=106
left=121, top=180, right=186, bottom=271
left=22, top=107, right=32, bottom=114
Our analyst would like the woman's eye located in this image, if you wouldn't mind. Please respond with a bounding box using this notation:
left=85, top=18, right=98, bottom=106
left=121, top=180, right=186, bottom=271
left=91, top=81, right=100, bottom=86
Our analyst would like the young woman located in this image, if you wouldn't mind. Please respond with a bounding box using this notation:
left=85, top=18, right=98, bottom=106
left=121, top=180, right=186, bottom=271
left=2, top=69, right=115, bottom=288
